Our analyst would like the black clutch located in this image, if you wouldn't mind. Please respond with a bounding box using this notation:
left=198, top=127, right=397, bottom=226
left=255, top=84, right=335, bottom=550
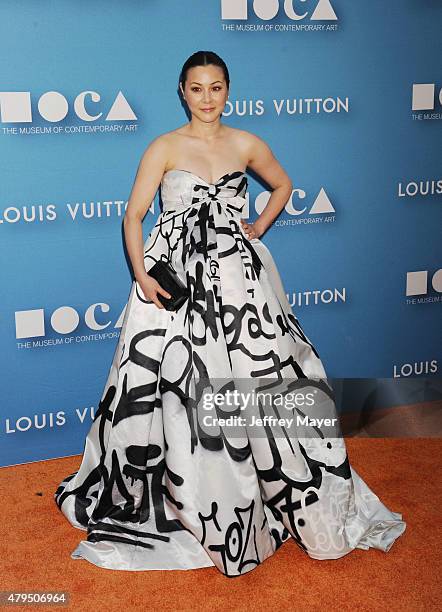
left=147, top=259, right=190, bottom=311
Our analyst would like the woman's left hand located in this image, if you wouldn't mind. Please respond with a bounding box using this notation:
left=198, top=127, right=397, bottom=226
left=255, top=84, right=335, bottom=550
left=240, top=218, right=264, bottom=240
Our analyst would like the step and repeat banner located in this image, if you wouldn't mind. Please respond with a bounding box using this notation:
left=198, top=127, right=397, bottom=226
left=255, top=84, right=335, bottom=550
left=1, top=1, right=441, bottom=466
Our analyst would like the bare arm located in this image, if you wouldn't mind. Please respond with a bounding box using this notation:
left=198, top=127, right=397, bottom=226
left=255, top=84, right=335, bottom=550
left=240, top=131, right=293, bottom=238
left=123, top=136, right=171, bottom=308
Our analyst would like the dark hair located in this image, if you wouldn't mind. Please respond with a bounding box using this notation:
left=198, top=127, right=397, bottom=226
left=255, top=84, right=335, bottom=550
left=179, top=50, right=230, bottom=91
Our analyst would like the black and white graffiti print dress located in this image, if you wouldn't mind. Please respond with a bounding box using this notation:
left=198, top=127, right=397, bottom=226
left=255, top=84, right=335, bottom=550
left=54, top=169, right=406, bottom=576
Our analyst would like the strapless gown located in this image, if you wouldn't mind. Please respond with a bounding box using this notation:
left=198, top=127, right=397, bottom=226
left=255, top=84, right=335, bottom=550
left=54, top=169, right=406, bottom=576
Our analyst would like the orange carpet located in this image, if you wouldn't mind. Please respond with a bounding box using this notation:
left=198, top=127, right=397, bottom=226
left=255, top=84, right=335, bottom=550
left=1, top=438, right=441, bottom=611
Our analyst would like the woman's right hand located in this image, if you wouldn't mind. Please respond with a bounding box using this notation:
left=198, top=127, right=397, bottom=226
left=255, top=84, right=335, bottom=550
left=137, top=273, right=171, bottom=309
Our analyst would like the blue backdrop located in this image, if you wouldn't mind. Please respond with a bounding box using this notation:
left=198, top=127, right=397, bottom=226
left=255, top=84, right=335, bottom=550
left=1, top=1, right=441, bottom=467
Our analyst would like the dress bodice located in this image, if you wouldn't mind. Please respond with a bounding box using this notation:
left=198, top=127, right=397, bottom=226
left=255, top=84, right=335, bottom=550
left=160, top=169, right=248, bottom=215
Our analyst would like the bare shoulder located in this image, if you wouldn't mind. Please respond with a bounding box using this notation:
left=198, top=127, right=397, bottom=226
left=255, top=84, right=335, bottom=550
left=229, top=127, right=291, bottom=189
left=141, top=128, right=179, bottom=152
left=230, top=127, right=266, bottom=144
left=229, top=127, right=274, bottom=165
left=140, top=132, right=168, bottom=158
left=138, top=129, right=182, bottom=167
left=140, top=125, right=192, bottom=169
left=156, top=124, right=190, bottom=143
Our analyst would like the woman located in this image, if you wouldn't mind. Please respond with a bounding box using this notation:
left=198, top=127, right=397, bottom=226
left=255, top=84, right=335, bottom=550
left=54, top=50, right=406, bottom=577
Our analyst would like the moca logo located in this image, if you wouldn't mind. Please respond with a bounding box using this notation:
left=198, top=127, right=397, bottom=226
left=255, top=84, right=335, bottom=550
left=221, top=0, right=337, bottom=20
left=411, top=83, right=442, bottom=111
left=15, top=303, right=126, bottom=339
left=0, top=90, right=137, bottom=123
left=406, top=269, right=442, bottom=296
left=256, top=186, right=335, bottom=215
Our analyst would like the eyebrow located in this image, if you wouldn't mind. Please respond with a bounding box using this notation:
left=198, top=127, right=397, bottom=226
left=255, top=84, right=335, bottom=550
left=190, top=80, right=223, bottom=85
